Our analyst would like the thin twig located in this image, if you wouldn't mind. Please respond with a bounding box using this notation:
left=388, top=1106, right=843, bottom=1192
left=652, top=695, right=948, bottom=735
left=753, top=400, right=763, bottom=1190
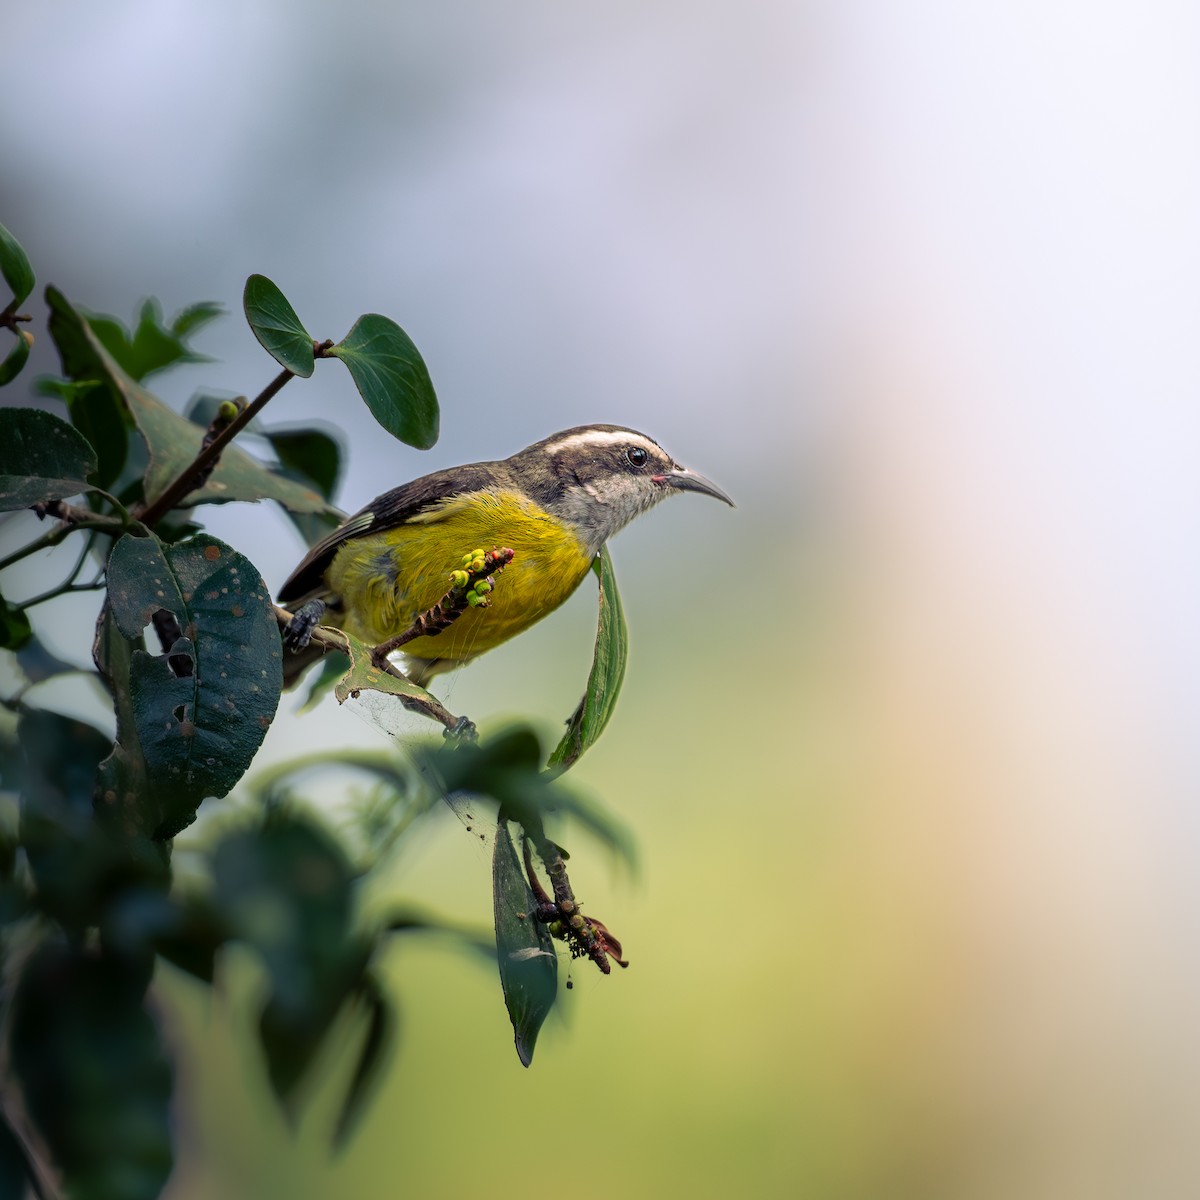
left=138, top=339, right=334, bottom=526
left=272, top=606, right=467, bottom=734
left=0, top=505, right=127, bottom=574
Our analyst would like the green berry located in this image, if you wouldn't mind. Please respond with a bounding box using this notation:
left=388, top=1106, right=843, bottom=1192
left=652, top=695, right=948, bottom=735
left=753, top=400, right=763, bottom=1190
left=450, top=570, right=469, bottom=588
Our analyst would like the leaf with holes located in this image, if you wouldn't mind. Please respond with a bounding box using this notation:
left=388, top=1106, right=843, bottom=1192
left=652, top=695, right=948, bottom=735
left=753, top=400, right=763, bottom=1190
left=243, top=274, right=315, bottom=378
left=548, top=546, right=628, bottom=774
left=0, top=407, right=98, bottom=511
left=105, top=532, right=282, bottom=838
left=329, top=313, right=439, bottom=450
left=493, top=820, right=557, bottom=1067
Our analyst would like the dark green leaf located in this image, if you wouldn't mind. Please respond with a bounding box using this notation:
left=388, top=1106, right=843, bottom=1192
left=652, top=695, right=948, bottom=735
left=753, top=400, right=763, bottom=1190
left=493, top=821, right=557, bottom=1067
left=333, top=973, right=394, bottom=1149
left=0, top=1109, right=36, bottom=1200
left=0, top=407, right=98, bottom=511
left=212, top=813, right=359, bottom=1008
left=0, top=220, right=34, bottom=307
left=548, top=546, right=628, bottom=774
left=45, top=287, right=333, bottom=514
left=152, top=893, right=229, bottom=984
left=432, top=726, right=636, bottom=868
left=38, top=379, right=131, bottom=491
left=212, top=812, right=368, bottom=1109
left=19, top=708, right=112, bottom=928
left=0, top=593, right=32, bottom=650
left=15, top=635, right=78, bottom=682
left=9, top=943, right=174, bottom=1200
left=103, top=887, right=228, bottom=985
left=266, top=426, right=345, bottom=546
left=0, top=326, right=30, bottom=386
left=329, top=313, right=439, bottom=450
left=105, top=532, right=282, bottom=838
left=82, top=296, right=219, bottom=381
left=243, top=274, right=315, bottom=378
left=266, top=426, right=342, bottom=499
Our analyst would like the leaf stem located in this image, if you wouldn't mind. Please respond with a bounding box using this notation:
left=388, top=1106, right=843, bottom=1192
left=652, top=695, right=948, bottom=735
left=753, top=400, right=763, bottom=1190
left=138, top=363, right=296, bottom=525
left=0, top=505, right=127, bottom=574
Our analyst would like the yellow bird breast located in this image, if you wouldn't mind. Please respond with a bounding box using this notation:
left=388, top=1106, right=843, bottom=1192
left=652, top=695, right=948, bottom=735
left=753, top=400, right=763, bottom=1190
left=325, top=489, right=595, bottom=663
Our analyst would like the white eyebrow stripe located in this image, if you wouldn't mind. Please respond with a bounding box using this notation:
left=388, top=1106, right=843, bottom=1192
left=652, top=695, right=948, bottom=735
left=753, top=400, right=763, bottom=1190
left=543, top=429, right=661, bottom=457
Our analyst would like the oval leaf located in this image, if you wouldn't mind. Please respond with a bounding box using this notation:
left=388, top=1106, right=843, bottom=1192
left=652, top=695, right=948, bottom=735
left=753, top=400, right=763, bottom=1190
left=0, top=220, right=34, bottom=307
left=0, top=407, right=98, bottom=511
left=0, top=327, right=30, bottom=386
left=493, top=821, right=557, bottom=1067
left=329, top=314, right=439, bottom=450
left=243, top=274, right=315, bottom=378
left=547, top=546, right=628, bottom=774
left=105, top=532, right=282, bottom=838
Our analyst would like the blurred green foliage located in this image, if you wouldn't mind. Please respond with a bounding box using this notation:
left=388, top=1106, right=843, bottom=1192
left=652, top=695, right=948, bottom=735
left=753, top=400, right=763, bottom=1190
left=0, top=224, right=634, bottom=1198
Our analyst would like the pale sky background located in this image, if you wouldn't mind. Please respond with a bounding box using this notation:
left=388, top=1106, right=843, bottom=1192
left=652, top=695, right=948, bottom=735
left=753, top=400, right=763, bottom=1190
left=4, top=3, right=1200, bottom=1196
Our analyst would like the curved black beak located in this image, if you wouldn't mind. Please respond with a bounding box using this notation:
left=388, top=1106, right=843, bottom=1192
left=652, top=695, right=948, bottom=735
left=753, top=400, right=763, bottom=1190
left=659, top=464, right=735, bottom=507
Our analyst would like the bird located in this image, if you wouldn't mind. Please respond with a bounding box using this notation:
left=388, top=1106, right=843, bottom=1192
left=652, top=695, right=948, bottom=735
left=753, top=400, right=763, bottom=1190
left=277, top=423, right=733, bottom=686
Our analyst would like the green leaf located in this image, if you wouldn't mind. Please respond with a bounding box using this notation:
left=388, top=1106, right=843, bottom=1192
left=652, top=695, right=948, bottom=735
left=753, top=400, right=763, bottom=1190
left=243, top=274, right=315, bottom=378
left=18, top=709, right=126, bottom=931
left=9, top=943, right=174, bottom=1200
left=38, top=379, right=131, bottom=490
left=266, top=426, right=345, bottom=546
left=328, top=313, right=439, bottom=450
left=45, top=287, right=332, bottom=514
left=0, top=407, right=98, bottom=511
left=0, top=592, right=32, bottom=650
left=171, top=299, right=224, bottom=340
left=493, top=821, right=557, bottom=1067
left=333, top=973, right=394, bottom=1149
left=82, top=296, right=221, bottom=381
left=212, top=812, right=369, bottom=1110
left=548, top=546, right=628, bottom=774
left=104, top=532, right=282, bottom=838
left=14, top=634, right=78, bottom=681
left=333, top=628, right=445, bottom=710
left=434, top=726, right=636, bottom=868
left=0, top=326, right=30, bottom=386
left=266, top=426, right=342, bottom=499
left=0, top=220, right=34, bottom=307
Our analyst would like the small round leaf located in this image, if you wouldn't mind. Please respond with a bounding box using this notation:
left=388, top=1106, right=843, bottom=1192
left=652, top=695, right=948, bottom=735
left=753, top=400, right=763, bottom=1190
left=243, top=274, right=315, bottom=377
left=329, top=314, right=439, bottom=449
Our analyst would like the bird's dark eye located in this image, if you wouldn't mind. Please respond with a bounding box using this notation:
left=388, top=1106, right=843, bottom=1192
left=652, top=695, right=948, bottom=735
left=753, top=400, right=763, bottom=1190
left=625, top=445, right=649, bottom=468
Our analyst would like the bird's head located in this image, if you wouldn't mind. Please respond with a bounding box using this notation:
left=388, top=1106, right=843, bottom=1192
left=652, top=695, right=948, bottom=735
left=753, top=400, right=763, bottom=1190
left=508, top=424, right=734, bottom=554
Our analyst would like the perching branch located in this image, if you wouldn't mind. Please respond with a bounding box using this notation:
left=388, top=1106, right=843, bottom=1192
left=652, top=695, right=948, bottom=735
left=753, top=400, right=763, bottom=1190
left=370, top=546, right=514, bottom=663
left=273, top=605, right=469, bottom=736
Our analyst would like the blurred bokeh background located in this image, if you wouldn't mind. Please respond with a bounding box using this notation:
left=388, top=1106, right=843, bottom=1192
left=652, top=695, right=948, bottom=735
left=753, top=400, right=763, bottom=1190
left=4, top=1, right=1200, bottom=1196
